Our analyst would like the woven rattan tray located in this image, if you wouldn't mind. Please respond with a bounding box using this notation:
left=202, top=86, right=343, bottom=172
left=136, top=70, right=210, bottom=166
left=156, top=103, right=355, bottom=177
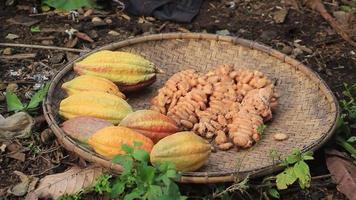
left=43, top=33, right=339, bottom=183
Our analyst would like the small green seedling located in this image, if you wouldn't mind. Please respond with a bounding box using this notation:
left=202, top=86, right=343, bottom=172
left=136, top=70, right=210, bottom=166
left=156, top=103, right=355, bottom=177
left=276, top=149, right=313, bottom=190
left=30, top=26, right=41, bottom=33
left=6, top=83, right=49, bottom=112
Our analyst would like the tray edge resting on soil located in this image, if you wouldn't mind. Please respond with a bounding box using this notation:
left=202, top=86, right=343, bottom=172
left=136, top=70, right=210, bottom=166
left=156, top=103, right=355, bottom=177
left=43, top=33, right=339, bottom=183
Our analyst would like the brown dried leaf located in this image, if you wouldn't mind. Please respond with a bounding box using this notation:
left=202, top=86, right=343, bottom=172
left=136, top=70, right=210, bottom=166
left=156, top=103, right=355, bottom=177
left=75, top=32, right=94, bottom=43
left=326, top=149, right=356, bottom=200
left=25, top=165, right=104, bottom=200
left=8, top=171, right=31, bottom=196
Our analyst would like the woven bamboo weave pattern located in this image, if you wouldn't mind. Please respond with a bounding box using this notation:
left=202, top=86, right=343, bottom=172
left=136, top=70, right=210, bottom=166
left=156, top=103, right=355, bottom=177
left=43, top=33, right=338, bottom=183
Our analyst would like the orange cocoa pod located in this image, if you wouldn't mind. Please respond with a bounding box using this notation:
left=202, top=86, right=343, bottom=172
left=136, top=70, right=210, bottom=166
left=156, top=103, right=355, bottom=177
left=120, top=110, right=179, bottom=143
left=88, top=126, right=154, bottom=158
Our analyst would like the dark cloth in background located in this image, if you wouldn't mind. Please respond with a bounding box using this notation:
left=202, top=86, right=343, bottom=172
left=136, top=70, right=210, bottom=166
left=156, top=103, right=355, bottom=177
left=126, top=0, right=203, bottom=23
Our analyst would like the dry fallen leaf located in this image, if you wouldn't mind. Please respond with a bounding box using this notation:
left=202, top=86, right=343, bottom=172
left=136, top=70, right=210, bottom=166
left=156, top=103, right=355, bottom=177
left=25, top=165, right=104, bottom=200
left=326, top=149, right=356, bottom=200
left=273, top=9, right=289, bottom=24
left=8, top=171, right=38, bottom=197
left=0, top=112, right=34, bottom=141
left=7, top=151, right=26, bottom=162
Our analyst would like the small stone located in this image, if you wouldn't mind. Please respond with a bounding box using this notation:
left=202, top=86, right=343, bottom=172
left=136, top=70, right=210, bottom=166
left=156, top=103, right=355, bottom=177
left=92, top=16, right=102, bottom=22
left=291, top=47, right=303, bottom=58
left=2, top=48, right=12, bottom=55
left=281, top=45, right=293, bottom=55
left=83, top=9, right=93, bottom=17
left=6, top=83, right=18, bottom=92
left=104, top=18, right=112, bottom=24
left=108, top=30, right=120, bottom=36
left=49, top=52, right=65, bottom=64
left=216, top=29, right=230, bottom=36
left=273, top=133, right=288, bottom=141
left=5, top=33, right=19, bottom=40
left=41, top=40, right=53, bottom=45
left=91, top=17, right=106, bottom=27
left=146, top=17, right=156, bottom=22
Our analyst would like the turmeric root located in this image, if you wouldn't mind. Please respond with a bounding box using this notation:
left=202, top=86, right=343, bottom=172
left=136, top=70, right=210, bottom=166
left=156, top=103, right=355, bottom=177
left=228, top=87, right=275, bottom=148
left=151, top=64, right=278, bottom=150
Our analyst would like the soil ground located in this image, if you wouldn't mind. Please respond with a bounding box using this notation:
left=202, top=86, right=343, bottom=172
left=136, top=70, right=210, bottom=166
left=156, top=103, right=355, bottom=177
left=0, top=0, right=355, bottom=199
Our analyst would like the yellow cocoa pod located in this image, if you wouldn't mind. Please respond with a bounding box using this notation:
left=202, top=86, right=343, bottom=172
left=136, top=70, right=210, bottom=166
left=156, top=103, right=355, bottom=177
left=150, top=131, right=211, bottom=172
left=73, top=50, right=157, bottom=92
left=88, top=126, right=154, bottom=159
left=59, top=91, right=132, bottom=124
left=61, top=75, right=125, bottom=98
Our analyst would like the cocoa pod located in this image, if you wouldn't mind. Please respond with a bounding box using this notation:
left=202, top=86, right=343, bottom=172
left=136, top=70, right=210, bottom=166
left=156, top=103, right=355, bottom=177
left=120, top=110, right=179, bottom=143
left=73, top=50, right=157, bottom=92
left=61, top=116, right=112, bottom=144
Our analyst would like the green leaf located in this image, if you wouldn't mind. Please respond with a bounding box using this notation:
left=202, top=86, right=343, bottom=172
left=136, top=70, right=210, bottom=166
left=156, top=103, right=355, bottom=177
left=133, top=149, right=149, bottom=163
left=110, top=180, right=125, bottom=198
left=121, top=144, right=134, bottom=154
left=286, top=154, right=299, bottom=164
left=347, top=136, right=356, bottom=143
left=112, top=155, right=133, bottom=173
left=302, top=155, right=314, bottom=160
left=42, top=0, right=97, bottom=11
left=26, top=83, right=49, bottom=110
left=137, top=165, right=155, bottom=184
left=94, top=174, right=112, bottom=194
left=268, top=188, right=280, bottom=199
left=165, top=181, right=184, bottom=199
left=41, top=5, right=51, bottom=12
left=302, top=151, right=314, bottom=161
left=166, top=169, right=177, bottom=179
left=276, top=167, right=297, bottom=190
left=30, top=26, right=41, bottom=33
left=6, top=90, right=25, bottom=112
left=147, top=185, right=163, bottom=200
left=293, top=161, right=311, bottom=189
left=123, top=187, right=145, bottom=200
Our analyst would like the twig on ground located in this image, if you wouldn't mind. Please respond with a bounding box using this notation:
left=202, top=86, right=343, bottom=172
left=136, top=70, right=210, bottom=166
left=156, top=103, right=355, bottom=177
left=0, top=80, right=36, bottom=84
left=306, top=0, right=356, bottom=48
left=0, top=53, right=36, bottom=59
left=0, top=43, right=89, bottom=53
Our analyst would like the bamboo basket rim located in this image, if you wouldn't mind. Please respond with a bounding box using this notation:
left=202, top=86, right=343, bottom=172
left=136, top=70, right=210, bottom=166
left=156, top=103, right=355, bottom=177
left=43, top=33, right=339, bottom=183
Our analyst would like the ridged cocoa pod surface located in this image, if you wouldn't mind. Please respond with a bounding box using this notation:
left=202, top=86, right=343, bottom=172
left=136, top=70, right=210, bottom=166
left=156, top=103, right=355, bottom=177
left=88, top=126, right=154, bottom=159
left=59, top=91, right=133, bottom=124
left=150, top=131, right=211, bottom=172
left=120, top=110, right=180, bottom=143
left=61, top=75, right=125, bottom=98
left=73, top=50, right=157, bottom=92
left=61, top=116, right=112, bottom=144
